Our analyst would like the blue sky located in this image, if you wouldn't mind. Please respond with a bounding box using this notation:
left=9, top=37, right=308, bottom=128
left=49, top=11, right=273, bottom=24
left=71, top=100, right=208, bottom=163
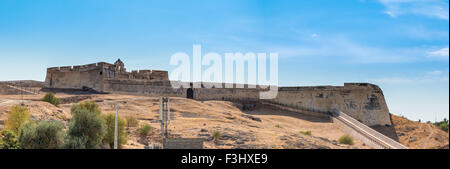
left=0, top=0, right=448, bottom=122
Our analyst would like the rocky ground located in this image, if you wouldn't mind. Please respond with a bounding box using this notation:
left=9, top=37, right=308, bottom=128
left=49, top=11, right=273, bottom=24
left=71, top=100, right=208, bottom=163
left=0, top=93, right=369, bottom=149
left=391, top=114, right=449, bottom=149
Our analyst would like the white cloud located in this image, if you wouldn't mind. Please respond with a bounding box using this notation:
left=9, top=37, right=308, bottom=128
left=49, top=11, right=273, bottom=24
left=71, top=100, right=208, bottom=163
left=372, top=70, right=449, bottom=85
left=373, top=77, right=414, bottom=84
left=311, top=33, right=318, bottom=38
left=379, top=0, right=449, bottom=20
left=427, top=70, right=442, bottom=76
left=427, top=47, right=449, bottom=60
left=271, top=37, right=439, bottom=63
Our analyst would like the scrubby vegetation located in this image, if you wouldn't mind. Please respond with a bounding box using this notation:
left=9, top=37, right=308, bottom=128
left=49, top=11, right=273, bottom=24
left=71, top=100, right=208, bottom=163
left=338, top=135, right=354, bottom=145
left=65, top=102, right=106, bottom=149
left=18, top=121, right=65, bottom=149
left=434, top=118, right=449, bottom=132
left=275, top=124, right=283, bottom=128
left=0, top=129, right=19, bottom=149
left=70, top=102, right=102, bottom=115
left=213, top=131, right=221, bottom=142
left=138, top=124, right=152, bottom=137
left=5, top=105, right=30, bottom=134
left=126, top=116, right=139, bottom=128
left=103, top=113, right=128, bottom=148
left=42, top=92, right=61, bottom=107
left=300, top=131, right=312, bottom=136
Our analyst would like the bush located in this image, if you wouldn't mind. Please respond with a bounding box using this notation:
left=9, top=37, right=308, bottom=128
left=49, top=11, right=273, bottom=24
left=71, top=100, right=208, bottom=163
left=103, top=113, right=128, bottom=149
left=65, top=104, right=106, bottom=149
left=0, top=129, right=19, bottom=149
left=42, top=92, right=61, bottom=107
left=275, top=124, right=282, bottom=128
left=126, top=116, right=139, bottom=128
left=300, top=131, right=312, bottom=136
left=70, top=102, right=102, bottom=116
left=138, top=124, right=152, bottom=137
left=439, top=123, right=449, bottom=132
left=213, top=131, right=221, bottom=142
left=64, top=136, right=88, bottom=149
left=18, top=121, right=65, bottom=149
left=338, top=135, right=354, bottom=145
left=5, top=105, right=30, bottom=134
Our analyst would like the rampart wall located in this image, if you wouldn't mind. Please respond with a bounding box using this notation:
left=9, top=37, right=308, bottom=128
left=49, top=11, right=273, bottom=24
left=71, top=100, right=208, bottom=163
left=45, top=63, right=104, bottom=91
left=267, top=83, right=391, bottom=126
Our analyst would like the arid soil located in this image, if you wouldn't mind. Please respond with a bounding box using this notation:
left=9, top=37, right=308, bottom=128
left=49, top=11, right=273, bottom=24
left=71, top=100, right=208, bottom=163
left=391, top=115, right=449, bottom=149
left=0, top=93, right=378, bottom=149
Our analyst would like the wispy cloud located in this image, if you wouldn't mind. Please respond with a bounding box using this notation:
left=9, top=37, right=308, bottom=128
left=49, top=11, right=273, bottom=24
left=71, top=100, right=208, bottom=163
left=271, top=37, right=442, bottom=63
left=427, top=47, right=449, bottom=60
left=372, top=70, right=449, bottom=85
left=379, top=0, right=449, bottom=20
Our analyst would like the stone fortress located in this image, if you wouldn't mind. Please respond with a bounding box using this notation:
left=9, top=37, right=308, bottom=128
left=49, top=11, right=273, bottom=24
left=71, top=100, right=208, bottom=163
left=0, top=59, right=404, bottom=148
left=40, top=59, right=393, bottom=129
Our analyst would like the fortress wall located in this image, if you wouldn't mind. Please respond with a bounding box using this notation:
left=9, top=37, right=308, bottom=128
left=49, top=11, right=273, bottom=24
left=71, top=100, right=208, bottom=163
left=44, top=66, right=104, bottom=91
left=102, top=79, right=184, bottom=97
left=193, top=88, right=261, bottom=102
left=269, top=83, right=391, bottom=126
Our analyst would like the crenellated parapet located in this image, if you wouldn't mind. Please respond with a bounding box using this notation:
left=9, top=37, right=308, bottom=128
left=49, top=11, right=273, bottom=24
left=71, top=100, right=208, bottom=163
left=44, top=59, right=169, bottom=91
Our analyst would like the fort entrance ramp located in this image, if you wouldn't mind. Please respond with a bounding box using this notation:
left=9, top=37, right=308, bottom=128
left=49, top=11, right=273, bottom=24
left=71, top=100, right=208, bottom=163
left=332, top=110, right=408, bottom=149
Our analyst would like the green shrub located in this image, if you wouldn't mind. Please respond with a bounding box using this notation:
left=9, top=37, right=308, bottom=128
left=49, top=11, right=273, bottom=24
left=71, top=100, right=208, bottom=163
left=103, top=113, right=128, bottom=149
left=0, top=129, right=19, bottom=149
left=338, top=135, right=354, bottom=145
left=42, top=92, right=61, bottom=107
left=5, top=105, right=30, bottom=134
left=70, top=102, right=102, bottom=116
left=300, top=131, right=312, bottom=136
left=18, top=121, right=65, bottom=149
left=439, top=123, right=449, bottom=132
left=213, top=131, right=221, bottom=142
left=64, top=136, right=88, bottom=149
left=65, top=104, right=106, bottom=149
left=138, top=124, right=152, bottom=137
left=275, top=124, right=282, bottom=128
left=17, top=123, right=35, bottom=149
left=126, top=116, right=139, bottom=128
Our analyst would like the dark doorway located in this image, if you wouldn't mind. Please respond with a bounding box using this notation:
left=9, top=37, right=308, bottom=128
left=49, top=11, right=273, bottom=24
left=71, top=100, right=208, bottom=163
left=187, top=88, right=194, bottom=99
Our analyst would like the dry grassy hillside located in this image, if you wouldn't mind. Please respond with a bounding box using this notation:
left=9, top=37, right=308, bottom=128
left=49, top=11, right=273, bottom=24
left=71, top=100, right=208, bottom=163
left=0, top=93, right=370, bottom=149
left=391, top=114, right=449, bottom=149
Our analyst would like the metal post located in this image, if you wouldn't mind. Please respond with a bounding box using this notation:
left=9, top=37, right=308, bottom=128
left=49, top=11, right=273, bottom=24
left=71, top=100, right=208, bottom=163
left=114, top=104, right=119, bottom=149
left=160, top=97, right=165, bottom=149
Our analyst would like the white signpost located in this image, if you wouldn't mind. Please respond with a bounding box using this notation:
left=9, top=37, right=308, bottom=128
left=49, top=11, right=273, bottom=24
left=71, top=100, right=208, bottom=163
left=114, top=104, right=119, bottom=149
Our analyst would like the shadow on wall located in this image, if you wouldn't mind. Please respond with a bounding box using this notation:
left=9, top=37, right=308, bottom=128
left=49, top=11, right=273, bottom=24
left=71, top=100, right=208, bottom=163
left=241, top=103, right=332, bottom=123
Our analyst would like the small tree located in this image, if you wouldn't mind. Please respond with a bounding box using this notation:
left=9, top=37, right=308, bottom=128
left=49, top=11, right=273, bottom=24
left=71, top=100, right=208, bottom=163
left=0, top=129, right=19, bottom=149
left=42, top=92, right=61, bottom=107
left=338, top=135, right=354, bottom=145
left=5, top=105, right=30, bottom=134
left=103, top=113, right=128, bottom=149
left=138, top=124, right=153, bottom=137
left=18, top=121, right=65, bottom=149
left=65, top=103, right=106, bottom=149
